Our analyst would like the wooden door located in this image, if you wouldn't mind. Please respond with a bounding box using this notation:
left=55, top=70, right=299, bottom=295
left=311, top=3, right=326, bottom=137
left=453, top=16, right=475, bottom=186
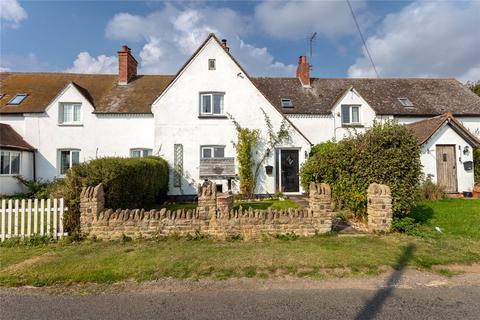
left=281, top=150, right=299, bottom=192
left=436, top=145, right=457, bottom=193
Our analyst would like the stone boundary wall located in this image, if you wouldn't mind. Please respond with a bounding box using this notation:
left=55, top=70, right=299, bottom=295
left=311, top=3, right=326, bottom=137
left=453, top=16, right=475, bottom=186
left=80, top=181, right=334, bottom=240
left=367, top=183, right=393, bottom=232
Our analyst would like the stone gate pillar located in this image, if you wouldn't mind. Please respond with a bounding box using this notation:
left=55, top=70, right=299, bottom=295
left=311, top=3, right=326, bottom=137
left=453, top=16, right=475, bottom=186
left=367, top=183, right=392, bottom=232
left=198, top=180, right=217, bottom=218
left=309, top=182, right=333, bottom=233
left=80, top=183, right=104, bottom=236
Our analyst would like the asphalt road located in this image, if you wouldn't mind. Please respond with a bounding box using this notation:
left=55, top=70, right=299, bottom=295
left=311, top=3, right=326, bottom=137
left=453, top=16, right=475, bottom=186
left=2, top=285, right=480, bottom=320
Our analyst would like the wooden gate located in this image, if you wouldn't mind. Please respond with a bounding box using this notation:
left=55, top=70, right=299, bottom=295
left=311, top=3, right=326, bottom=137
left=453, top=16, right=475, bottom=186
left=436, top=145, right=457, bottom=193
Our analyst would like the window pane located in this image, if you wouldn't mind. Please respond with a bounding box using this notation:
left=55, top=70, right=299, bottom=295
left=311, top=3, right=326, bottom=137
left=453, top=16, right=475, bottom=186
left=60, top=151, right=70, bottom=174
left=131, top=150, right=141, bottom=158
left=213, top=95, right=223, bottom=114
left=71, top=151, right=80, bottom=165
left=142, top=149, right=152, bottom=157
left=208, top=59, right=216, bottom=70
left=202, top=148, right=212, bottom=158
left=73, top=104, right=81, bottom=122
left=63, top=104, right=73, bottom=123
left=1, top=151, right=10, bottom=174
left=202, top=95, right=211, bottom=113
left=10, top=152, right=20, bottom=174
left=341, top=105, right=350, bottom=123
left=214, top=147, right=224, bottom=158
left=351, top=106, right=360, bottom=123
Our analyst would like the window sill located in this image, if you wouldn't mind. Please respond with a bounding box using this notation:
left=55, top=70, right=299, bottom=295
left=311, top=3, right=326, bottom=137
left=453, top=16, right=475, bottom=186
left=0, top=174, right=20, bottom=177
left=58, top=123, right=83, bottom=127
left=341, top=123, right=364, bottom=128
left=198, top=115, right=228, bottom=119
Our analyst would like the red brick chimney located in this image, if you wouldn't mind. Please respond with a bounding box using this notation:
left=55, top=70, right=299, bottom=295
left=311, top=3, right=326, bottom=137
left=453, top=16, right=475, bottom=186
left=221, top=39, right=229, bottom=53
left=118, top=45, right=138, bottom=85
left=296, top=55, right=311, bottom=87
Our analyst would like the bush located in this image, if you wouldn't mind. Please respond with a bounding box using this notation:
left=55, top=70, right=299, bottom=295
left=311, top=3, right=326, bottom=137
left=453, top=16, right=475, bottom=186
left=50, top=156, right=169, bottom=232
left=420, top=177, right=446, bottom=200
left=301, top=121, right=422, bottom=218
left=474, top=148, right=480, bottom=184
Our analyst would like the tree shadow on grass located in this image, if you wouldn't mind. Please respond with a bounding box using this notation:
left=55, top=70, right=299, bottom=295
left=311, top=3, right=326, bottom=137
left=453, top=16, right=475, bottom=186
left=354, top=243, right=416, bottom=320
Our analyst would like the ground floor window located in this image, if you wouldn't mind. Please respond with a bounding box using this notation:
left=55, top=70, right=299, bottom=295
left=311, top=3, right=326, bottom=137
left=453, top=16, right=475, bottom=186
left=59, top=149, right=80, bottom=175
left=0, top=150, right=20, bottom=175
left=201, top=146, right=225, bottom=158
left=130, top=148, right=152, bottom=158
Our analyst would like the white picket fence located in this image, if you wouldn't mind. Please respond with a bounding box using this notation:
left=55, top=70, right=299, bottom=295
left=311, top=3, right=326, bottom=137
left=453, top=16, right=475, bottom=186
left=0, top=198, right=68, bottom=241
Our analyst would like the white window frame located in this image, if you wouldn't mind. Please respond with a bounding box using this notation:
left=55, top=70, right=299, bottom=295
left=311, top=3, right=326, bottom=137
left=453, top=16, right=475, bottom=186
left=58, top=149, right=80, bottom=175
left=0, top=150, right=21, bottom=175
left=199, top=92, right=225, bottom=116
left=59, top=103, right=82, bottom=125
left=341, top=105, right=361, bottom=125
left=130, top=148, right=153, bottom=158
left=200, top=145, right=225, bottom=159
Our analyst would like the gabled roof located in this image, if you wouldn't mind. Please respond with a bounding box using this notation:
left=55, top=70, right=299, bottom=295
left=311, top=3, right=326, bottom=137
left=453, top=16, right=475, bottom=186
left=0, top=123, right=35, bottom=151
left=0, top=73, right=174, bottom=114
left=252, top=78, right=480, bottom=116
left=407, top=113, right=480, bottom=147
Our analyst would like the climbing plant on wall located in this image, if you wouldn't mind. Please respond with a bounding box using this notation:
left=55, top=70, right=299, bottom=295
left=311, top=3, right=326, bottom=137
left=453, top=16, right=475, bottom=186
left=229, top=109, right=291, bottom=198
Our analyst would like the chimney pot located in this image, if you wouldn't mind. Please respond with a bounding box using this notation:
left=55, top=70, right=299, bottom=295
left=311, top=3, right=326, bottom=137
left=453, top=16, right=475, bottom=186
left=221, top=39, right=229, bottom=52
left=296, top=55, right=311, bottom=87
left=117, top=45, right=138, bottom=85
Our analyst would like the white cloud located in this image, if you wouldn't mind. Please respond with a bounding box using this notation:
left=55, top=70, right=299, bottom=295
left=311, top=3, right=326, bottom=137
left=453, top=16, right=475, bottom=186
left=0, top=0, right=27, bottom=28
left=102, top=3, right=294, bottom=76
left=348, top=1, right=480, bottom=81
left=254, top=0, right=369, bottom=39
left=65, top=52, right=117, bottom=74
left=0, top=53, right=46, bottom=71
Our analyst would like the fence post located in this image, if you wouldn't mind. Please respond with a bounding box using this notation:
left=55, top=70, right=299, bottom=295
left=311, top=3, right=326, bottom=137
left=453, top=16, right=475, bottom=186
left=198, top=180, right=217, bottom=219
left=40, top=199, right=45, bottom=236
left=27, top=199, right=32, bottom=236
left=309, top=182, right=333, bottom=234
left=80, top=184, right=105, bottom=236
left=33, top=199, right=38, bottom=234
left=367, top=183, right=393, bottom=232
left=1, top=200, right=5, bottom=241
left=14, top=199, right=19, bottom=236
left=46, top=199, right=51, bottom=235
left=20, top=199, right=25, bottom=238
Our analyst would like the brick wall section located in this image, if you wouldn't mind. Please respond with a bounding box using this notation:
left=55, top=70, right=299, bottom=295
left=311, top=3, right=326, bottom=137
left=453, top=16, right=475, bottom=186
left=80, top=182, right=334, bottom=240
left=367, top=183, right=393, bottom=232
left=216, top=192, right=233, bottom=213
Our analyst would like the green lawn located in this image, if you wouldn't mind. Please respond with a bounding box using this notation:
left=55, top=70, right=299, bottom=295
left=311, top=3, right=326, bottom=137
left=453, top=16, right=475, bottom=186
left=0, top=199, right=479, bottom=287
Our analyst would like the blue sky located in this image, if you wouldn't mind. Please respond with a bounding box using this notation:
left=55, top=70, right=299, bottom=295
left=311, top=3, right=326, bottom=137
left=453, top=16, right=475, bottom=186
left=1, top=0, right=479, bottom=81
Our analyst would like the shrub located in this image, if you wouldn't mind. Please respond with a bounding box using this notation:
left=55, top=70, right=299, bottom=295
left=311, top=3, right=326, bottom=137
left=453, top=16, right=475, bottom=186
left=301, top=121, right=422, bottom=218
left=474, top=147, right=480, bottom=184
left=50, top=156, right=169, bottom=232
left=391, top=217, right=419, bottom=235
left=420, top=177, right=446, bottom=200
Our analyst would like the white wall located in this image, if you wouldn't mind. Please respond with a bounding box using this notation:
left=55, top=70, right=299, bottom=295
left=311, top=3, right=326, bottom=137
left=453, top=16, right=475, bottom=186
left=0, top=150, right=34, bottom=195
left=287, top=88, right=377, bottom=145
left=420, top=124, right=475, bottom=192
left=153, top=38, right=310, bottom=195
left=0, top=84, right=154, bottom=181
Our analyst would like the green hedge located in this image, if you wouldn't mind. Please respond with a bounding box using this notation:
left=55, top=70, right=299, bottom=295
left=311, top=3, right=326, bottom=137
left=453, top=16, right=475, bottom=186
left=474, top=148, right=480, bottom=184
left=51, top=156, right=169, bottom=232
left=301, top=122, right=422, bottom=217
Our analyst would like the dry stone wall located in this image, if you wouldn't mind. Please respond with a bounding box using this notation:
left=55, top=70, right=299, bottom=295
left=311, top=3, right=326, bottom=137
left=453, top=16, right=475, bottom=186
left=367, top=183, right=393, bottom=232
left=80, top=181, right=334, bottom=240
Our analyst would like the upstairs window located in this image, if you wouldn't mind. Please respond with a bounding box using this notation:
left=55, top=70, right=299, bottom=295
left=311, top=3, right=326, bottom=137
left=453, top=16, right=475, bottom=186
left=0, top=150, right=20, bottom=175
left=341, top=105, right=360, bottom=124
left=200, top=93, right=224, bottom=116
left=130, top=148, right=152, bottom=158
left=281, top=98, right=293, bottom=108
left=208, top=59, right=216, bottom=70
left=60, top=103, right=82, bottom=124
left=398, top=97, right=414, bottom=107
left=7, top=94, right=27, bottom=105
left=201, top=146, right=225, bottom=159
left=59, top=149, right=80, bottom=175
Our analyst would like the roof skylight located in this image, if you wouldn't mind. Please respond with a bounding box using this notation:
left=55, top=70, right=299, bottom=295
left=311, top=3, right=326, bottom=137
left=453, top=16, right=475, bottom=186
left=281, top=98, right=293, bottom=108
left=7, top=94, right=27, bottom=105
left=398, top=97, right=413, bottom=107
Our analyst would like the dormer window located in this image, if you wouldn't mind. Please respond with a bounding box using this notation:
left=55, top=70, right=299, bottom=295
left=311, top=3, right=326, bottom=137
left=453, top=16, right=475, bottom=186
left=281, top=98, right=293, bottom=108
left=398, top=97, right=413, bottom=107
left=7, top=94, right=27, bottom=105
left=341, top=105, right=360, bottom=124
left=59, top=103, right=82, bottom=125
left=208, top=59, right=216, bottom=70
left=200, top=92, right=224, bottom=116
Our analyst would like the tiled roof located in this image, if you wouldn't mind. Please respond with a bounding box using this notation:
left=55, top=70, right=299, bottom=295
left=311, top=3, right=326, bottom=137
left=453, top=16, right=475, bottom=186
left=407, top=113, right=480, bottom=146
left=0, top=123, right=35, bottom=151
left=252, top=77, right=480, bottom=116
left=0, top=73, right=174, bottom=114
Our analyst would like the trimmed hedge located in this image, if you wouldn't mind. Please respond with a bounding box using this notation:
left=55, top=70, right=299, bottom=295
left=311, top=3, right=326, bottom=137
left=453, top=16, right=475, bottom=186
left=475, top=148, right=480, bottom=184
left=301, top=122, right=422, bottom=217
left=51, top=156, right=169, bottom=232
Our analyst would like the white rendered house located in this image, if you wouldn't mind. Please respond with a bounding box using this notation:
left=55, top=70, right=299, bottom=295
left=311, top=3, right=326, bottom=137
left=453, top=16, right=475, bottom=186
left=1, top=33, right=479, bottom=196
